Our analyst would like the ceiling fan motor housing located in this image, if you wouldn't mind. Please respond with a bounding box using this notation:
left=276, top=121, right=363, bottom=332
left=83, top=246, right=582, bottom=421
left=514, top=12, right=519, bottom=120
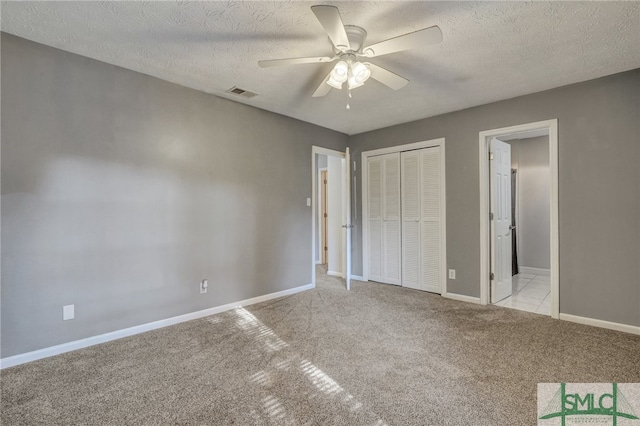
left=335, top=25, right=368, bottom=54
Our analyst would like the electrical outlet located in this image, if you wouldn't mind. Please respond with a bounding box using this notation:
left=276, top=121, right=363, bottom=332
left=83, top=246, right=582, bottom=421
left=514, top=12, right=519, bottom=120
left=200, top=279, right=208, bottom=294
left=63, top=304, right=75, bottom=320
left=448, top=269, right=456, bottom=280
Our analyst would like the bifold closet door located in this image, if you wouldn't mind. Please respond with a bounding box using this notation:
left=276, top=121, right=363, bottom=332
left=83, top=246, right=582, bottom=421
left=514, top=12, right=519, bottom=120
left=400, top=147, right=442, bottom=293
left=367, top=156, right=384, bottom=283
left=401, top=151, right=421, bottom=290
left=420, top=147, right=442, bottom=293
left=382, top=153, right=401, bottom=285
left=367, top=153, right=401, bottom=285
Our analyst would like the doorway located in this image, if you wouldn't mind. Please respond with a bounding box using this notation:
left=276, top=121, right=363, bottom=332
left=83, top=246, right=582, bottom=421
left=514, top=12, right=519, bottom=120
left=479, top=120, right=559, bottom=318
left=311, top=146, right=352, bottom=290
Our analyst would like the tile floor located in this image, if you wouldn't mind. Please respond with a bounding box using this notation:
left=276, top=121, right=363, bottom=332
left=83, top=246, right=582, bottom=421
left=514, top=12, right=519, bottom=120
left=493, top=273, right=550, bottom=315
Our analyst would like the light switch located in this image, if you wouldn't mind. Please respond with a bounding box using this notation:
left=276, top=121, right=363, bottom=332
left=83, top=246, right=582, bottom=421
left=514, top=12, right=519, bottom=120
left=63, top=304, right=75, bottom=320
left=306, top=198, right=311, bottom=207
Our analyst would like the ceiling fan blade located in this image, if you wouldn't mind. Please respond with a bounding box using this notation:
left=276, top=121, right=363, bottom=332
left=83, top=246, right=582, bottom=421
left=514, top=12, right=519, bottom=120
left=312, top=71, right=333, bottom=97
left=363, top=26, right=443, bottom=58
left=259, top=56, right=335, bottom=68
left=367, top=63, right=409, bottom=90
left=311, top=5, right=351, bottom=51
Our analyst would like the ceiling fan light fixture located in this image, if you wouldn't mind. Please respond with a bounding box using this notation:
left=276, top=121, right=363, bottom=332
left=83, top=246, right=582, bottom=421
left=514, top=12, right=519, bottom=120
left=347, top=76, right=364, bottom=90
left=327, top=60, right=349, bottom=89
left=327, top=75, right=344, bottom=89
left=352, top=62, right=371, bottom=84
left=332, top=61, right=349, bottom=80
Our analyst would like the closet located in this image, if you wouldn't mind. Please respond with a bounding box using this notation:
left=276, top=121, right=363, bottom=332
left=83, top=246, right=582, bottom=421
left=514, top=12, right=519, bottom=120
left=366, top=146, right=443, bottom=293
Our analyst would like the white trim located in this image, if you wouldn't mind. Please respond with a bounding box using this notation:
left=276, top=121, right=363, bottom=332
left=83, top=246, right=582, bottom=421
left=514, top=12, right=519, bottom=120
left=317, top=166, right=328, bottom=265
left=479, top=119, right=559, bottom=319
left=311, top=146, right=345, bottom=288
left=361, top=138, right=444, bottom=158
left=549, top=120, right=560, bottom=320
left=361, top=137, right=446, bottom=296
left=350, top=275, right=365, bottom=281
left=0, top=283, right=314, bottom=369
left=518, top=267, right=550, bottom=277
left=559, top=314, right=640, bottom=335
left=443, top=292, right=481, bottom=304
left=377, top=281, right=401, bottom=287
left=327, top=271, right=343, bottom=277
left=440, top=143, right=447, bottom=296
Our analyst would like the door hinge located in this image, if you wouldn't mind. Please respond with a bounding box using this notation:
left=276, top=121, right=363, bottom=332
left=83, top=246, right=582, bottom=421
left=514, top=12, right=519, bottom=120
left=490, top=272, right=494, bottom=280
left=324, top=213, right=327, bottom=218
left=324, top=179, right=327, bottom=184
left=324, top=247, right=327, bottom=251
left=489, top=152, right=494, bottom=160
left=489, top=212, right=494, bottom=220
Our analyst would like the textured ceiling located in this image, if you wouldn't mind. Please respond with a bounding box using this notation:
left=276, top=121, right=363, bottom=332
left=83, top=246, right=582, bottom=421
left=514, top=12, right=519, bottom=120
left=2, top=1, right=639, bottom=135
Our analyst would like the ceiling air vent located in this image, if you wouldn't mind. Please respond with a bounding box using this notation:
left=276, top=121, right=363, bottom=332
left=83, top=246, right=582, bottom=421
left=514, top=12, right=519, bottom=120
left=226, top=86, right=258, bottom=99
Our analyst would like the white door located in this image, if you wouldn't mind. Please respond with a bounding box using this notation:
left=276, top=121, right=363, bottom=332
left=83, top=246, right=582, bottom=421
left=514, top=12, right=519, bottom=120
left=367, top=153, right=401, bottom=285
left=401, top=151, right=421, bottom=290
left=367, top=156, right=384, bottom=283
left=343, top=148, right=352, bottom=290
left=382, top=153, right=402, bottom=285
left=490, top=138, right=512, bottom=303
left=401, top=147, right=443, bottom=293
left=420, top=147, right=442, bottom=294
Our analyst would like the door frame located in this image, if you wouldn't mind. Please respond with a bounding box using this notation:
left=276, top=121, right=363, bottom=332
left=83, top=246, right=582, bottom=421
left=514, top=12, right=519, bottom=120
left=311, top=146, right=346, bottom=288
left=478, top=119, right=559, bottom=318
left=317, top=168, right=328, bottom=265
left=361, top=138, right=447, bottom=294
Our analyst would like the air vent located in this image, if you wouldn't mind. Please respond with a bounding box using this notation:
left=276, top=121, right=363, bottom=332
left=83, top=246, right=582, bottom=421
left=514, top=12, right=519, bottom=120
left=226, top=86, right=258, bottom=99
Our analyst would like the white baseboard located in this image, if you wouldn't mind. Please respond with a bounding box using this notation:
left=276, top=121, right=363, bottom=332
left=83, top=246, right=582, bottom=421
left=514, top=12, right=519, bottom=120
left=350, top=275, right=365, bottom=281
left=327, top=271, right=344, bottom=278
left=519, top=267, right=550, bottom=276
left=315, top=260, right=322, bottom=265
left=0, top=283, right=314, bottom=370
left=443, top=292, right=481, bottom=304
left=559, top=313, right=640, bottom=335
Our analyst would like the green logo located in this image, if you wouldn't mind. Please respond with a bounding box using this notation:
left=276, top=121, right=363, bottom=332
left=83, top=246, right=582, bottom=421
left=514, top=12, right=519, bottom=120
left=539, top=383, right=639, bottom=425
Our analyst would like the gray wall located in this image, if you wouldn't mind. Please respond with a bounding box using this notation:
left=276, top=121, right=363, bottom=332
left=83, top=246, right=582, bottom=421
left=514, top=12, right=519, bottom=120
left=349, top=69, right=640, bottom=327
left=1, top=34, right=348, bottom=358
left=2, top=33, right=639, bottom=360
left=508, top=136, right=550, bottom=270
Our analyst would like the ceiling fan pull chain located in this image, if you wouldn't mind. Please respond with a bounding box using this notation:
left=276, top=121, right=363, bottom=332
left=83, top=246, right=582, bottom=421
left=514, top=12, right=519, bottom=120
left=346, top=88, right=352, bottom=109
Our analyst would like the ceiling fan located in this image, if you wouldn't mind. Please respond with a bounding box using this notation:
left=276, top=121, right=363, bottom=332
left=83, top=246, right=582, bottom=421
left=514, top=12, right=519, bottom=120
left=258, top=5, right=443, bottom=103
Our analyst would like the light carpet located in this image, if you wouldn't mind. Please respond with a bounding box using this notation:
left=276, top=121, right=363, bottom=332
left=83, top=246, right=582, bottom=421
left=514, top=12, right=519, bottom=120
left=2, top=266, right=639, bottom=425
